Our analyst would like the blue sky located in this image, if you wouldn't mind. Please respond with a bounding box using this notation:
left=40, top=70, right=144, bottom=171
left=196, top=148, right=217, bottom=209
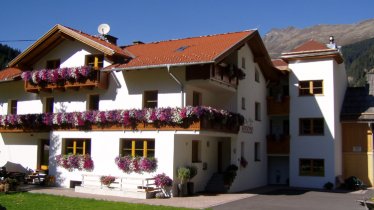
left=1, top=0, right=373, bottom=51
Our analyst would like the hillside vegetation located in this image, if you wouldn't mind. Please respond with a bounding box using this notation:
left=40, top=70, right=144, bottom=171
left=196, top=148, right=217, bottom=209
left=0, top=43, right=20, bottom=69
left=341, top=37, right=374, bottom=87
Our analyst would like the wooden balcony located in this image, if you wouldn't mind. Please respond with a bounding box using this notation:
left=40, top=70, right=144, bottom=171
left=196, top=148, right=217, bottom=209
left=24, top=70, right=109, bottom=93
left=267, top=96, right=290, bottom=116
left=267, top=134, right=290, bottom=154
left=186, top=64, right=239, bottom=89
left=0, top=115, right=241, bottom=134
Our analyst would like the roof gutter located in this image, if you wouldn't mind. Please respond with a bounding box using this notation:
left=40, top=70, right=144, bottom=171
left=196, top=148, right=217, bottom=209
left=102, top=61, right=215, bottom=72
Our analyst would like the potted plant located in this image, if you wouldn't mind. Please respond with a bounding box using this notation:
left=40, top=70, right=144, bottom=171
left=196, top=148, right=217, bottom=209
left=177, top=167, right=190, bottom=196
left=100, top=175, right=116, bottom=188
left=187, top=166, right=197, bottom=196
left=4, top=178, right=18, bottom=192
left=154, top=173, right=173, bottom=198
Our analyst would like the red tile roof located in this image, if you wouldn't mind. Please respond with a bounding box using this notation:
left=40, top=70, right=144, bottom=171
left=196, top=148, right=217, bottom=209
left=113, top=31, right=254, bottom=69
left=272, top=59, right=288, bottom=67
left=0, top=67, right=22, bottom=81
left=290, top=40, right=330, bottom=53
left=64, top=26, right=132, bottom=58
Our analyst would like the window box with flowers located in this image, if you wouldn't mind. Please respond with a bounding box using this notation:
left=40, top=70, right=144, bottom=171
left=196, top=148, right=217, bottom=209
left=21, top=66, right=108, bottom=92
left=0, top=106, right=244, bottom=133
left=115, top=155, right=157, bottom=174
left=55, top=154, right=94, bottom=171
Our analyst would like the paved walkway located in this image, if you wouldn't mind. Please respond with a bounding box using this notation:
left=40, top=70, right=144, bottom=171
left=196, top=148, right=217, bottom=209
left=24, top=185, right=372, bottom=210
left=26, top=186, right=263, bottom=209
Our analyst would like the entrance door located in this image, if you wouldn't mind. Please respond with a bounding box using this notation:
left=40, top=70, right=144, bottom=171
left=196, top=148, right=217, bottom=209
left=39, top=140, right=50, bottom=171
left=217, top=142, right=223, bottom=173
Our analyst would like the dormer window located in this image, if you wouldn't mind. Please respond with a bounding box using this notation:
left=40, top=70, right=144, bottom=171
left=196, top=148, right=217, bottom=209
left=46, top=59, right=60, bottom=69
left=86, top=54, right=104, bottom=69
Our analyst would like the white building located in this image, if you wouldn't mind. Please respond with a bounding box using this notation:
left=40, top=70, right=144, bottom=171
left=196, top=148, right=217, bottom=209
left=0, top=24, right=280, bottom=196
left=268, top=39, right=347, bottom=188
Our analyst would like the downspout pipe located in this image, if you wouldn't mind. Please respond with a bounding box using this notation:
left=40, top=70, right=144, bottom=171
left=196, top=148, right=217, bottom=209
left=166, top=64, right=184, bottom=108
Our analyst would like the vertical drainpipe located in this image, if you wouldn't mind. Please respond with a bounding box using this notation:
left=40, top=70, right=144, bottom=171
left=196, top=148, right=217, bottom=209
left=167, top=64, right=184, bottom=108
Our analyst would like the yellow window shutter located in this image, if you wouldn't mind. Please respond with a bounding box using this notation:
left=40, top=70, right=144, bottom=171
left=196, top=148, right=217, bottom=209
left=73, top=141, right=77, bottom=155
left=144, top=141, right=148, bottom=157
left=131, top=140, right=135, bottom=157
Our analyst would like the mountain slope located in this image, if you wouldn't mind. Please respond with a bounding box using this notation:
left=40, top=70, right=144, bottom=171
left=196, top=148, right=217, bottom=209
left=341, top=37, right=374, bottom=86
left=0, top=44, right=20, bottom=69
left=263, top=19, right=374, bottom=58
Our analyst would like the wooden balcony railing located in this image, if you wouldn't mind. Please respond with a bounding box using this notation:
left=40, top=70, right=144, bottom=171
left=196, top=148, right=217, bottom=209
left=185, top=64, right=239, bottom=89
left=267, top=96, right=290, bottom=116
left=24, top=70, right=108, bottom=93
left=267, top=134, right=290, bottom=154
left=0, top=107, right=243, bottom=134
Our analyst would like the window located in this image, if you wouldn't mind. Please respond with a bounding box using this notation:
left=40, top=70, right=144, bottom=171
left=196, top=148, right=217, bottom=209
left=254, top=142, right=261, bottom=161
left=299, top=159, right=324, bottom=176
left=46, top=59, right=60, bottom=69
left=255, top=68, right=260, bottom=82
left=120, top=139, right=155, bottom=157
left=85, top=54, right=104, bottom=69
left=63, top=139, right=91, bottom=155
left=192, top=91, right=202, bottom=106
left=8, top=100, right=17, bottom=114
left=44, top=97, right=54, bottom=113
left=88, top=94, right=100, bottom=111
left=283, top=120, right=290, bottom=135
left=241, top=57, right=246, bottom=69
left=241, top=97, right=246, bottom=110
left=255, top=102, right=261, bottom=121
left=192, top=140, right=201, bottom=163
left=143, top=91, right=158, bottom=108
left=299, top=118, right=324, bottom=135
left=299, top=80, right=323, bottom=96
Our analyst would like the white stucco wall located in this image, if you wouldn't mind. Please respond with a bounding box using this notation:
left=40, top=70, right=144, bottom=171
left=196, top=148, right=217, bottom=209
left=49, top=130, right=179, bottom=187
left=289, top=58, right=345, bottom=188
left=0, top=132, right=49, bottom=171
left=333, top=61, right=348, bottom=178
left=228, top=44, right=268, bottom=191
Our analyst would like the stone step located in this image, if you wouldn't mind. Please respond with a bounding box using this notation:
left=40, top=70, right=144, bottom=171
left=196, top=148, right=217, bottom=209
left=205, top=173, right=227, bottom=193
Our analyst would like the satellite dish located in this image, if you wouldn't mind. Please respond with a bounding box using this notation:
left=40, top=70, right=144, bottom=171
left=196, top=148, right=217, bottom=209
left=98, top=23, right=110, bottom=35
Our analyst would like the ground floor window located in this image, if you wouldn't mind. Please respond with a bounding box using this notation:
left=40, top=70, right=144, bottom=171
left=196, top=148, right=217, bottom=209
left=120, top=139, right=155, bottom=157
left=63, top=139, right=91, bottom=155
left=299, top=159, right=324, bottom=176
left=192, top=140, right=201, bottom=163
left=254, top=142, right=261, bottom=161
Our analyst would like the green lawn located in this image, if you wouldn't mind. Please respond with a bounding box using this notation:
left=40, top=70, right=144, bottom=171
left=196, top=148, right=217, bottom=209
left=0, top=192, right=199, bottom=210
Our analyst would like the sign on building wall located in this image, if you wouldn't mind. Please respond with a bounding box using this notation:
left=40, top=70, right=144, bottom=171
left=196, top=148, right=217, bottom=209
left=241, top=118, right=253, bottom=134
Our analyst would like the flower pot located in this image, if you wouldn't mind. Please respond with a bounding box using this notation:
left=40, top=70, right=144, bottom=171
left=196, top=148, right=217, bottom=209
left=187, top=182, right=194, bottom=196
left=177, top=183, right=184, bottom=197
left=4, top=183, right=9, bottom=192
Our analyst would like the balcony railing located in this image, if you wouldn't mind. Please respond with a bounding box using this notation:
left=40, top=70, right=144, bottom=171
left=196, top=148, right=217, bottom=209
left=186, top=64, right=243, bottom=89
left=267, top=134, right=290, bottom=154
left=267, top=96, right=290, bottom=116
left=22, top=67, right=108, bottom=93
left=0, top=106, right=243, bottom=134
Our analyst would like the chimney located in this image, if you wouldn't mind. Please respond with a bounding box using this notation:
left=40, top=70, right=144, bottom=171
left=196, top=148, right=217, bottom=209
left=326, top=36, right=337, bottom=49
left=104, top=34, right=118, bottom=45
left=132, top=41, right=144, bottom=45
left=367, top=68, right=374, bottom=95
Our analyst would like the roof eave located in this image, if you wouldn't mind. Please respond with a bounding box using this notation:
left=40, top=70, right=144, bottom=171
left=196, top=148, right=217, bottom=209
left=8, top=24, right=120, bottom=68
left=281, top=50, right=344, bottom=64
left=103, top=61, right=215, bottom=71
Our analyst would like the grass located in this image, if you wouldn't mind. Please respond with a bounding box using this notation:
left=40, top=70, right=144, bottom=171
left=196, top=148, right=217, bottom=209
left=0, top=192, right=199, bottom=210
